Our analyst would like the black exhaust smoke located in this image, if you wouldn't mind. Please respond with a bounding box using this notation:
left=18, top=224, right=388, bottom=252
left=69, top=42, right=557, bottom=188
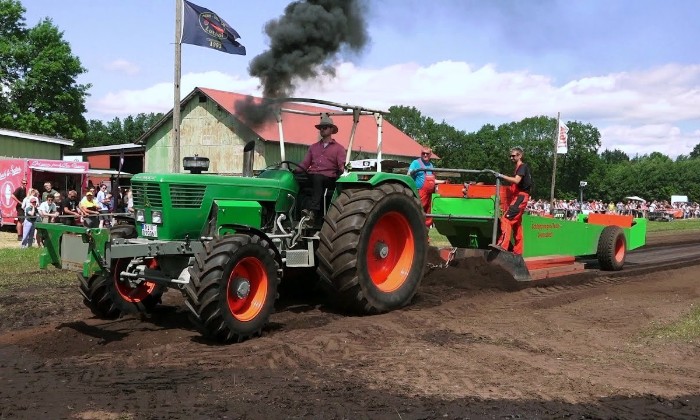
left=235, top=0, right=369, bottom=126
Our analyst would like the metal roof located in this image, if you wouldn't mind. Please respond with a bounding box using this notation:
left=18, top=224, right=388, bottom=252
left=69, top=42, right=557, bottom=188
left=79, top=143, right=144, bottom=153
left=199, top=88, right=425, bottom=157
left=135, top=87, right=427, bottom=158
left=0, top=128, right=73, bottom=146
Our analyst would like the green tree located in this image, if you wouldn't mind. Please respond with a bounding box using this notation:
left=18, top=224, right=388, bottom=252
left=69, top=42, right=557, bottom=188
left=554, top=121, right=602, bottom=199
left=495, top=116, right=558, bottom=199
left=0, top=0, right=90, bottom=139
left=600, top=149, right=629, bottom=165
left=688, top=143, right=700, bottom=159
left=385, top=105, right=471, bottom=167
left=0, top=0, right=27, bottom=124
left=79, top=112, right=163, bottom=149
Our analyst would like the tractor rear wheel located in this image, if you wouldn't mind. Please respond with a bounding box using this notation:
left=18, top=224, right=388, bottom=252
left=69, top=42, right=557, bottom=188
left=79, top=226, right=163, bottom=318
left=184, top=234, right=280, bottom=343
left=597, top=225, right=626, bottom=271
left=317, top=183, right=427, bottom=314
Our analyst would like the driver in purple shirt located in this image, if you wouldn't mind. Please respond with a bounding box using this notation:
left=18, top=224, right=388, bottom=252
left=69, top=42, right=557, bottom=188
left=297, top=113, right=346, bottom=224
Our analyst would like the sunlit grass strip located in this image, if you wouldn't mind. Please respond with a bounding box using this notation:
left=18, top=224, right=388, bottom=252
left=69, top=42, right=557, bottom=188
left=646, top=218, right=700, bottom=233
left=642, top=305, right=700, bottom=342
left=0, top=247, right=70, bottom=291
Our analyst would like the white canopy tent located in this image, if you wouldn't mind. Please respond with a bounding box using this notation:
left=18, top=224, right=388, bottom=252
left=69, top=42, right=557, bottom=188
left=86, top=169, right=133, bottom=178
left=624, top=196, right=646, bottom=202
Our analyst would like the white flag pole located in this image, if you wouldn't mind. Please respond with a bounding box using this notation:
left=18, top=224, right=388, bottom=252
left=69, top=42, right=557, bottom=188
left=550, top=112, right=560, bottom=206
left=172, top=0, right=183, bottom=173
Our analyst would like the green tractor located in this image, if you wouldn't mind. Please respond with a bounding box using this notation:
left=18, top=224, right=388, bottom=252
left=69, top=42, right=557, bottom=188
left=37, top=99, right=428, bottom=343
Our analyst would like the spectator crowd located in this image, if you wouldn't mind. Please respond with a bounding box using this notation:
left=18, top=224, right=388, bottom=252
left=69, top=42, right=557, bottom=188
left=526, top=198, right=700, bottom=220
left=12, top=180, right=134, bottom=249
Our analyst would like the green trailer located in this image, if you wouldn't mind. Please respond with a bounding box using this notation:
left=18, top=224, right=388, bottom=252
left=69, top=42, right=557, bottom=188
left=426, top=168, right=647, bottom=280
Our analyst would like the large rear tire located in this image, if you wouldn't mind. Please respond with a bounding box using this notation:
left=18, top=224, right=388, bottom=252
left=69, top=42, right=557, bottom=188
left=597, top=225, right=626, bottom=271
left=317, top=183, right=427, bottom=314
left=78, top=225, right=163, bottom=318
left=184, top=234, right=280, bottom=343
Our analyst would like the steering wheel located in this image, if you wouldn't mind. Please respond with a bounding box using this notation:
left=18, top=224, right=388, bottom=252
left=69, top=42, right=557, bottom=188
left=275, top=160, right=307, bottom=174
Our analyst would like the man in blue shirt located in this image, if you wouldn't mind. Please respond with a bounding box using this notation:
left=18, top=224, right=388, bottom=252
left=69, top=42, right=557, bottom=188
left=408, top=146, right=443, bottom=229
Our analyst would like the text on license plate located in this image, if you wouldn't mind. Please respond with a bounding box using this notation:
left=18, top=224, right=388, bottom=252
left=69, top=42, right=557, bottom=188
left=142, top=223, right=158, bottom=237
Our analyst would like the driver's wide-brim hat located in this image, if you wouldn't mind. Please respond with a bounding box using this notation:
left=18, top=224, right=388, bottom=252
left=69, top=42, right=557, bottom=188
left=315, top=113, right=339, bottom=134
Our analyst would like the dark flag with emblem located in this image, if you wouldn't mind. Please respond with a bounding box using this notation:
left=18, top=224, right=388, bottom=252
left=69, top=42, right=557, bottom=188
left=181, top=0, right=246, bottom=55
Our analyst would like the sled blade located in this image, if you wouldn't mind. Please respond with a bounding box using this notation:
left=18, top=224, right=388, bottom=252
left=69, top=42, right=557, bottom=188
left=484, top=248, right=532, bottom=282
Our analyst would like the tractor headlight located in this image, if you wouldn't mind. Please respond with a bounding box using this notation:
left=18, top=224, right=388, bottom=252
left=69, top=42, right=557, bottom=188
left=136, top=209, right=145, bottom=222
left=152, top=210, right=163, bottom=225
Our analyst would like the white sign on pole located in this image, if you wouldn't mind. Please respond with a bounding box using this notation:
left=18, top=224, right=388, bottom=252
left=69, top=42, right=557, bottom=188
left=557, top=122, right=569, bottom=154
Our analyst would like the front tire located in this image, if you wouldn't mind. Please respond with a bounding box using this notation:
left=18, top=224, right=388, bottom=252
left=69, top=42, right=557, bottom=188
left=78, top=226, right=162, bottom=318
left=185, top=234, right=280, bottom=343
left=597, top=225, right=626, bottom=271
left=317, top=183, right=427, bottom=314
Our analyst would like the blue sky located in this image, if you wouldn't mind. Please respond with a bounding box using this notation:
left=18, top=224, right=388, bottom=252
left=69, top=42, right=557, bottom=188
left=21, top=0, right=700, bottom=157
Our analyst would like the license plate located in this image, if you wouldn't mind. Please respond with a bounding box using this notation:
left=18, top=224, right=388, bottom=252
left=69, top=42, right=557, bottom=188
left=142, top=223, right=158, bottom=238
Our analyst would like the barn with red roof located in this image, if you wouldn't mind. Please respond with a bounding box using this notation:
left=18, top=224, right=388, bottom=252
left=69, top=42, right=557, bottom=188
left=136, top=87, right=426, bottom=174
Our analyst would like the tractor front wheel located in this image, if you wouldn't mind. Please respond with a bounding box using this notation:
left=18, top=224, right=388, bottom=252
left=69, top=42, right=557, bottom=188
left=184, top=234, right=280, bottom=343
left=317, top=183, right=427, bottom=314
left=597, top=225, right=626, bottom=271
left=79, top=227, right=163, bottom=318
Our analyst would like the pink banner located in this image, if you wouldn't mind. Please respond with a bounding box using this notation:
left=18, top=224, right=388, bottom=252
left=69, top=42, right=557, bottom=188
left=0, top=159, right=28, bottom=224
left=27, top=159, right=88, bottom=171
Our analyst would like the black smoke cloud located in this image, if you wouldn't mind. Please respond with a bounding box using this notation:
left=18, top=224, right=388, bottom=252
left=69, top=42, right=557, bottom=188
left=235, top=0, right=369, bottom=126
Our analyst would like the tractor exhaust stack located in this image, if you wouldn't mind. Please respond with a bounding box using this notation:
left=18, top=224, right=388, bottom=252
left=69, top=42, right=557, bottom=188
left=242, top=141, right=255, bottom=177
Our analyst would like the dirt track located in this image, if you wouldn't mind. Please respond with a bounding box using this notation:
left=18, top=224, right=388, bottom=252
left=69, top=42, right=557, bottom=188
left=1, top=232, right=699, bottom=419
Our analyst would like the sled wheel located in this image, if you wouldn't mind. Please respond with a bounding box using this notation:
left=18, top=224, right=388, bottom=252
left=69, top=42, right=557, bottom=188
left=184, top=234, right=280, bottom=343
left=79, top=227, right=163, bottom=318
left=597, top=225, right=626, bottom=271
left=317, top=183, right=427, bottom=314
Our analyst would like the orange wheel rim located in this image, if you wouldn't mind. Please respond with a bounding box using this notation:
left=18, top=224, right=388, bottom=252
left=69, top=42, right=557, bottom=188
left=113, top=258, right=158, bottom=302
left=614, top=235, right=625, bottom=262
left=366, top=211, right=415, bottom=292
left=227, top=257, right=268, bottom=322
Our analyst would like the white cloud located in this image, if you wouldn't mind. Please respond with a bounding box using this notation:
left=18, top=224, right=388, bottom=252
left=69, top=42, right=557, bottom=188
left=104, top=59, right=141, bottom=76
left=90, top=61, right=700, bottom=157
left=600, top=124, right=700, bottom=157
left=91, top=71, right=261, bottom=116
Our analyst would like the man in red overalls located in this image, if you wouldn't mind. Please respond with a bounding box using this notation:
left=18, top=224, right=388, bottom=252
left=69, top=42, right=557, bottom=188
left=494, top=147, right=532, bottom=255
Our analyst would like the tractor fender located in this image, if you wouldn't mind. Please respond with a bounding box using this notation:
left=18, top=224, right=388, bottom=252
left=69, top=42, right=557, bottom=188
left=336, top=172, right=419, bottom=199
left=214, top=223, right=283, bottom=266
left=203, top=201, right=282, bottom=265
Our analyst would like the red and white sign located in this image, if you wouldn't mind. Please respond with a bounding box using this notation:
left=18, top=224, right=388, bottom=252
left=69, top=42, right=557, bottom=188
left=557, top=122, right=569, bottom=154
left=27, top=159, right=88, bottom=171
left=0, top=158, right=89, bottom=225
left=0, top=159, right=29, bottom=225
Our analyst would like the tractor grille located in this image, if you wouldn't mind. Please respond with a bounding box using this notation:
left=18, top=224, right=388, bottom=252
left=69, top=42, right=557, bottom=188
left=132, top=182, right=163, bottom=207
left=170, top=184, right=207, bottom=209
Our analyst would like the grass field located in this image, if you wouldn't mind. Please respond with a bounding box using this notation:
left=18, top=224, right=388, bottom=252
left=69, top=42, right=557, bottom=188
left=0, top=246, right=68, bottom=292
left=646, top=217, right=700, bottom=233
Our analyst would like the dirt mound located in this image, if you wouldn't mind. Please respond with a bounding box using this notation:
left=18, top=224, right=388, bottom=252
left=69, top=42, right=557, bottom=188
left=425, top=246, right=523, bottom=290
